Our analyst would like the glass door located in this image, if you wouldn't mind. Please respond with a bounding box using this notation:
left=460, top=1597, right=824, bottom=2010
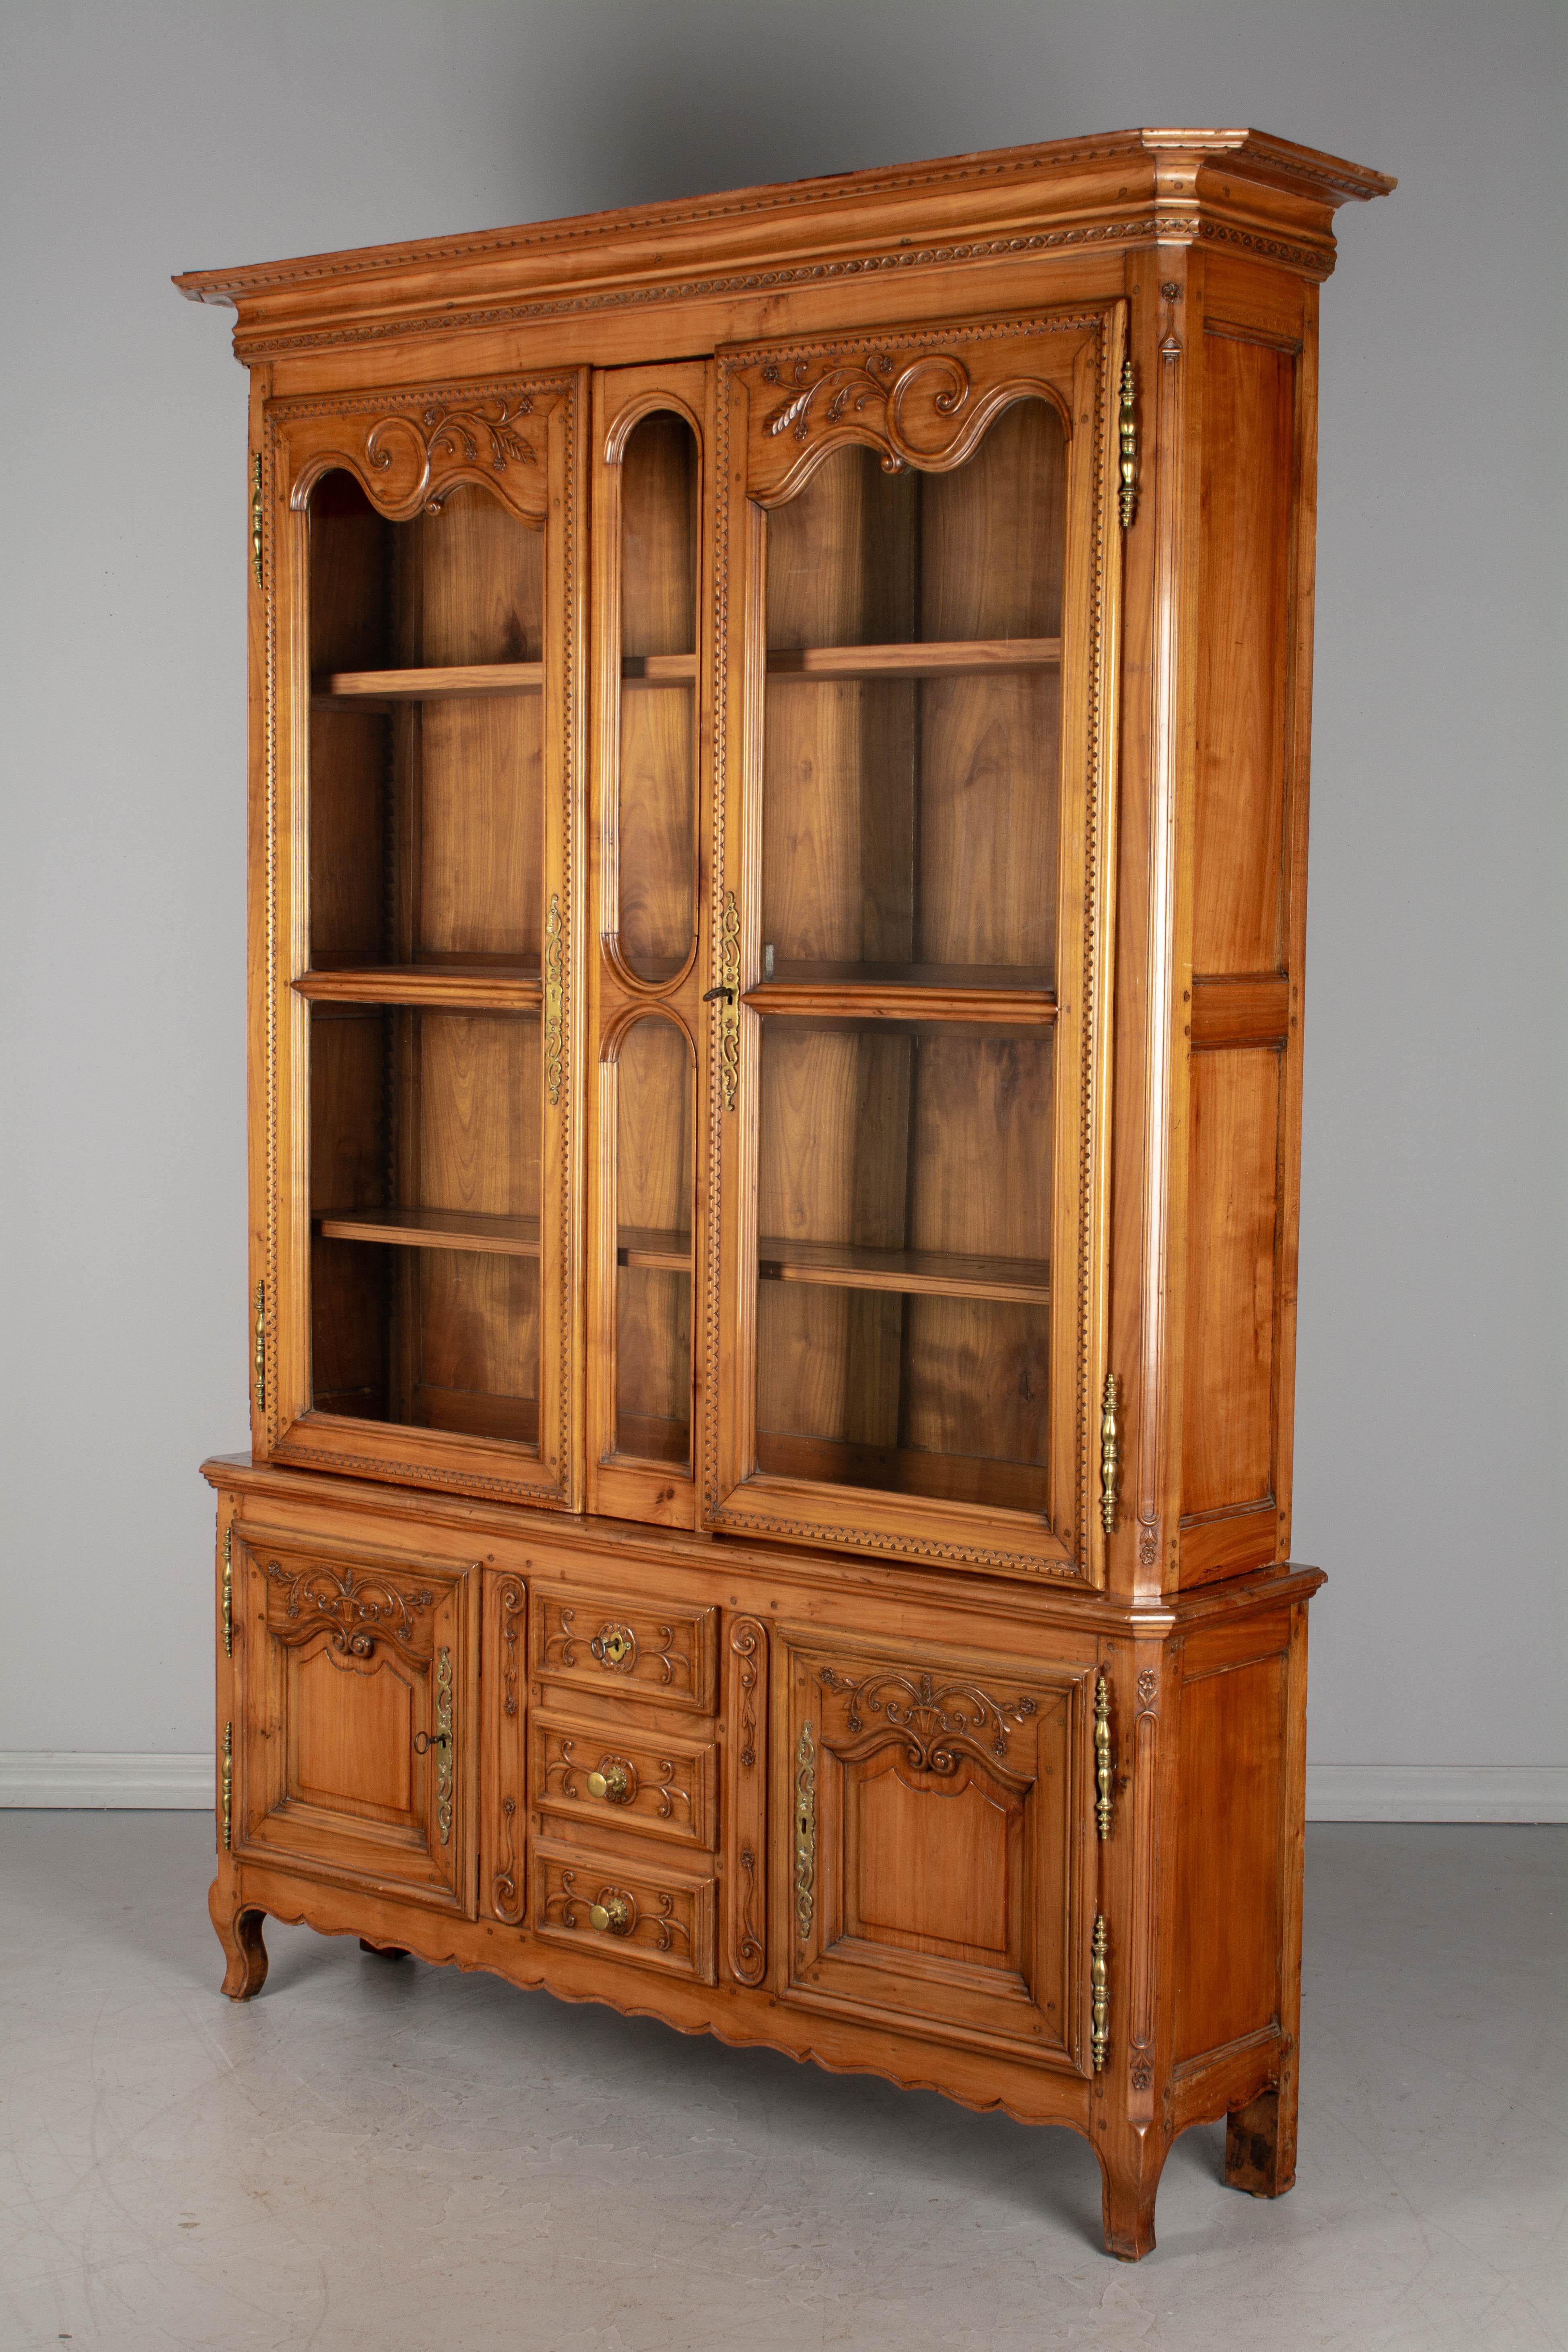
left=708, top=312, right=1123, bottom=1579
left=260, top=377, right=583, bottom=1506
left=588, top=363, right=709, bottom=1530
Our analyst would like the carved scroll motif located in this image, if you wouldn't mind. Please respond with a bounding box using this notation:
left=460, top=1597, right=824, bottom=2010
left=293, top=387, right=549, bottom=523
left=725, top=1619, right=768, bottom=1985
left=742, top=328, right=1080, bottom=503
left=817, top=1666, right=1036, bottom=1773
left=266, top=1559, right=434, bottom=1660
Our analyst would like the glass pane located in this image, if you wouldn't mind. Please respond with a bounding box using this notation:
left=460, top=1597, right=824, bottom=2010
left=761, top=401, right=1065, bottom=990
left=307, top=472, right=544, bottom=975
left=618, top=412, right=698, bottom=982
left=615, top=1016, right=693, bottom=1464
left=308, top=1004, right=541, bottom=1447
left=754, top=1015, right=1052, bottom=1511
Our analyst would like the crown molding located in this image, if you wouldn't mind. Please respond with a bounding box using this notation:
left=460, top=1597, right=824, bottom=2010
left=172, top=127, right=1393, bottom=365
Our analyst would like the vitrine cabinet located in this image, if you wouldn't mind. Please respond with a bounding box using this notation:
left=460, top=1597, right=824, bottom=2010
left=183, top=125, right=1391, bottom=2259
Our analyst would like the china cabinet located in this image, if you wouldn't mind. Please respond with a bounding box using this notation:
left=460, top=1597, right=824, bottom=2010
left=181, top=124, right=1392, bottom=2258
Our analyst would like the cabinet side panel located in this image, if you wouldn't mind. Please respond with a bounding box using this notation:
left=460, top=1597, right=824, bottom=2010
left=1191, top=333, right=1296, bottom=975
left=1172, top=1651, right=1286, bottom=2065
left=1181, top=1047, right=1280, bottom=1528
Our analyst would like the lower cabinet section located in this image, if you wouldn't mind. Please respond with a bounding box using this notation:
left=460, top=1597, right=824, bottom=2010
left=233, top=1524, right=478, bottom=1911
left=532, top=1837, right=718, bottom=1982
left=780, top=1632, right=1096, bottom=2067
left=208, top=1464, right=1319, bottom=2262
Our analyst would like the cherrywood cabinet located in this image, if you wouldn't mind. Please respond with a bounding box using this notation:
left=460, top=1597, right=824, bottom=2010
left=184, top=124, right=1391, bottom=2259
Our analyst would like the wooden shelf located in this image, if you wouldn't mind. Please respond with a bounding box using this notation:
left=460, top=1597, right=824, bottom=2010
left=315, top=662, right=544, bottom=705
left=316, top=1208, right=541, bottom=1257
left=621, top=652, right=697, bottom=684
left=295, top=965, right=542, bottom=1011
left=744, top=965, right=1056, bottom=1025
left=616, top=1226, right=693, bottom=1272
left=765, top=636, right=1061, bottom=682
left=756, top=1237, right=1050, bottom=1305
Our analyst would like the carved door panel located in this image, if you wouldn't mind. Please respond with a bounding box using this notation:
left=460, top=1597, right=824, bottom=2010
left=706, top=303, right=1125, bottom=1582
left=781, top=1633, right=1095, bottom=2066
left=235, top=1528, right=478, bottom=1911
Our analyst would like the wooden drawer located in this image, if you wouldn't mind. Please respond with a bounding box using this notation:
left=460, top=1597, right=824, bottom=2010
left=532, top=1837, right=716, bottom=1982
left=532, top=1709, right=715, bottom=1850
left=530, top=1585, right=717, bottom=1714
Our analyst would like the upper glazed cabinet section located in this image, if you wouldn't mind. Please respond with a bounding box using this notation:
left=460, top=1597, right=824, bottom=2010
left=707, top=308, right=1124, bottom=1583
left=259, top=378, right=585, bottom=1511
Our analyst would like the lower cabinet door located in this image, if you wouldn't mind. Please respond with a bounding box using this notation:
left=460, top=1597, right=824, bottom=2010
left=782, top=1632, right=1095, bottom=2066
left=235, top=1527, right=477, bottom=1911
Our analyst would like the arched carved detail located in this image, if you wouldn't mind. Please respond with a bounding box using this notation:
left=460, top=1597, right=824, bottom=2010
left=604, top=390, right=704, bottom=468
left=738, top=331, right=1080, bottom=507
left=289, top=390, right=550, bottom=523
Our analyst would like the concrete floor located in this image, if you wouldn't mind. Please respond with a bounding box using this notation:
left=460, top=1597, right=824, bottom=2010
left=0, top=1821, right=1562, bottom=2352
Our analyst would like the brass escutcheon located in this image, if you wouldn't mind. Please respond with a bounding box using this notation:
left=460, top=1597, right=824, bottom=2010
left=591, top=1623, right=637, bottom=1670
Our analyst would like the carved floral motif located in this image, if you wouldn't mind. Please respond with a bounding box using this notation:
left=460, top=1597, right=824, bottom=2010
left=818, top=1666, right=1036, bottom=1771
left=266, top=1559, right=433, bottom=1658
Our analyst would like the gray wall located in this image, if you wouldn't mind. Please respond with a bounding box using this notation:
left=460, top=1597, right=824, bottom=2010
left=1, top=0, right=1562, bottom=1771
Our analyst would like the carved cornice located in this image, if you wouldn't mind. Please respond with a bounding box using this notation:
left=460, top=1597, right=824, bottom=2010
left=177, top=126, right=1389, bottom=322
left=224, top=211, right=1337, bottom=363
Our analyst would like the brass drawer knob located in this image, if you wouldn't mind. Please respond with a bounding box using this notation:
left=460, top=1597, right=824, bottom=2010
left=586, top=1761, right=633, bottom=1804
left=588, top=1892, right=633, bottom=1935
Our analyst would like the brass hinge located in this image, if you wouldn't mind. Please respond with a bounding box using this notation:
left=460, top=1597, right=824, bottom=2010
left=250, top=452, right=263, bottom=586
left=793, top=1720, right=816, bottom=1942
left=1117, top=359, right=1136, bottom=529
left=1091, top=1913, right=1109, bottom=2072
left=221, top=1722, right=233, bottom=1852
left=253, top=1280, right=266, bottom=1416
left=222, top=1526, right=233, bottom=1658
left=1100, top=1372, right=1121, bottom=1534
left=1094, top=1672, right=1113, bottom=1838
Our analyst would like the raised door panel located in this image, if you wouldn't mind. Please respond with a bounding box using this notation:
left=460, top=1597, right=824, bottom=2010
left=234, top=1528, right=478, bottom=1910
left=255, top=372, right=585, bottom=1511
left=781, top=1633, right=1094, bottom=2066
left=706, top=305, right=1125, bottom=1582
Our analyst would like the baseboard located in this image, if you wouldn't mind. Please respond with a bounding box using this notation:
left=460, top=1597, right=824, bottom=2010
left=1304, top=1765, right=1568, bottom=1823
left=0, top=1752, right=216, bottom=1808
left=2, top=1752, right=1564, bottom=1820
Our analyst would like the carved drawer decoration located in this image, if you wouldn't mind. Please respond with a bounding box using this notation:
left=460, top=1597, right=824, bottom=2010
left=235, top=1528, right=477, bottom=1912
left=531, top=1709, right=715, bottom=1851
left=781, top=1631, right=1096, bottom=2066
left=530, top=1585, right=717, bottom=1714
left=532, top=1837, right=716, bottom=1982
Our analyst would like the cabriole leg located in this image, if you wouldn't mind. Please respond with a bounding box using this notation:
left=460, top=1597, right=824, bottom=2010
left=210, top=1881, right=268, bottom=2001
left=1096, top=2123, right=1168, bottom=2261
left=1225, top=2080, right=1297, bottom=2197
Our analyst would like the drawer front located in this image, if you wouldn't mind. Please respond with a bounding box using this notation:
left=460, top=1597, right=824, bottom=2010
left=532, top=1709, right=715, bottom=1850
left=531, top=1585, right=717, bottom=1714
left=532, top=1837, right=716, bottom=1982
